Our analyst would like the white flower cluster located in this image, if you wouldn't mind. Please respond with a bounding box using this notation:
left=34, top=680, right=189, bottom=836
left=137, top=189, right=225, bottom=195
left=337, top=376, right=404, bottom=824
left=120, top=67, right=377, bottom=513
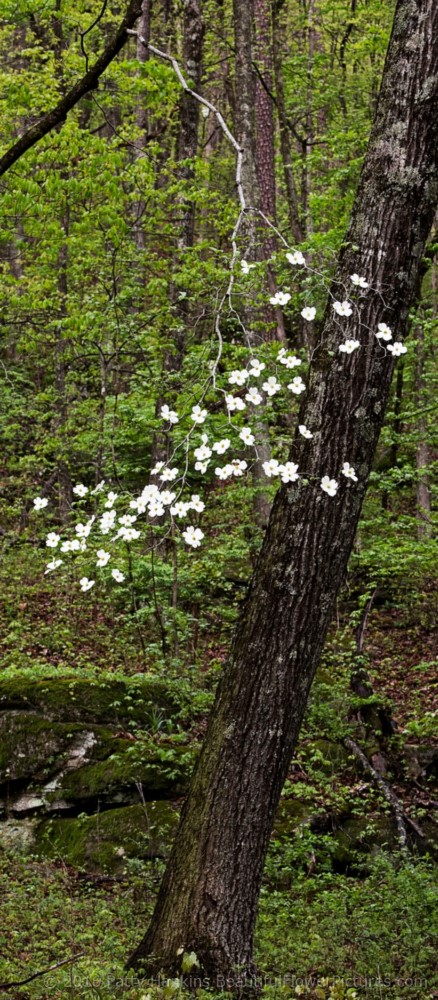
left=263, top=459, right=300, bottom=484
left=320, top=462, right=358, bottom=496
left=35, top=251, right=406, bottom=593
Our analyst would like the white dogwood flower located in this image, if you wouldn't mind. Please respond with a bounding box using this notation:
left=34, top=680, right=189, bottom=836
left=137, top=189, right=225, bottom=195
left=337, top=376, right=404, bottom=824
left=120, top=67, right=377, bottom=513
left=225, top=394, right=246, bottom=412
left=245, top=387, right=263, bottom=405
left=96, top=549, right=111, bottom=567
left=279, top=462, right=299, bottom=483
left=376, top=323, right=392, bottom=341
left=270, top=291, right=291, bottom=306
left=239, top=427, right=255, bottom=446
left=301, top=306, right=316, bottom=322
left=160, top=467, right=179, bottom=482
left=387, top=342, right=407, bottom=356
left=350, top=274, right=369, bottom=288
left=33, top=497, right=48, bottom=510
left=249, top=359, right=265, bottom=376
left=288, top=377, right=306, bottom=394
left=212, top=439, right=231, bottom=454
left=339, top=339, right=360, bottom=354
left=228, top=369, right=249, bottom=386
left=191, top=405, right=207, bottom=424
left=320, top=476, right=338, bottom=496
left=194, top=444, right=212, bottom=461
left=105, top=491, right=118, bottom=508
left=262, top=377, right=281, bottom=397
left=215, top=465, right=232, bottom=480
left=117, top=526, right=141, bottom=541
left=112, top=569, right=125, bottom=583
left=182, top=526, right=204, bottom=548
left=45, top=558, right=63, bottom=574
left=262, top=459, right=280, bottom=478
left=170, top=501, right=191, bottom=518
left=147, top=500, right=165, bottom=518
left=230, top=459, right=247, bottom=477
left=46, top=532, right=60, bottom=548
left=190, top=494, right=205, bottom=512
left=298, top=424, right=313, bottom=439
left=160, top=404, right=179, bottom=424
left=333, top=300, right=353, bottom=317
left=286, top=250, right=305, bottom=266
left=341, top=462, right=358, bottom=481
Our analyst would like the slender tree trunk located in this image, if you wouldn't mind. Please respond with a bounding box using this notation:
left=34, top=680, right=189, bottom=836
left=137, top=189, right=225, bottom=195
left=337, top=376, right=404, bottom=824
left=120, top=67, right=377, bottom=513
left=415, top=321, right=433, bottom=538
left=127, top=0, right=438, bottom=982
left=149, top=0, right=204, bottom=473
left=272, top=2, right=303, bottom=243
left=233, top=0, right=272, bottom=527
left=253, top=0, right=285, bottom=341
left=133, top=0, right=152, bottom=250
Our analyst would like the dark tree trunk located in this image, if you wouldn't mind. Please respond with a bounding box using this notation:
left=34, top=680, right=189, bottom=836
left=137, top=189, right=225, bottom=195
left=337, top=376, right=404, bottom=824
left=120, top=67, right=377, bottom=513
left=254, top=0, right=286, bottom=341
left=232, top=0, right=273, bottom=526
left=149, top=0, right=204, bottom=474
left=127, top=0, right=438, bottom=983
left=272, top=1, right=303, bottom=243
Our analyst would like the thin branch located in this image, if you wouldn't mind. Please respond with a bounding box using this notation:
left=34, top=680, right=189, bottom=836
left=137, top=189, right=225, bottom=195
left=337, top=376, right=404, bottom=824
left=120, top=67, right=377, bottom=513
left=345, top=737, right=411, bottom=857
left=129, top=33, right=245, bottom=211
left=80, top=0, right=109, bottom=72
left=0, top=953, right=85, bottom=991
left=0, top=0, right=143, bottom=179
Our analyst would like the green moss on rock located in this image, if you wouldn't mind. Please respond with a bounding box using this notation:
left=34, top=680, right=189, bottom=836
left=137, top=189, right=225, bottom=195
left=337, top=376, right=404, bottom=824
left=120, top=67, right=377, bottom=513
left=0, top=675, right=184, bottom=727
left=0, top=713, right=89, bottom=783
left=46, top=742, right=195, bottom=805
left=34, top=801, right=180, bottom=871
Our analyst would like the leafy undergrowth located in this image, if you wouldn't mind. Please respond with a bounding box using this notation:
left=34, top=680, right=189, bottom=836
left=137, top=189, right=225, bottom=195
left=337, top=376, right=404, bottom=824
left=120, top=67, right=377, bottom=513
left=0, top=852, right=436, bottom=999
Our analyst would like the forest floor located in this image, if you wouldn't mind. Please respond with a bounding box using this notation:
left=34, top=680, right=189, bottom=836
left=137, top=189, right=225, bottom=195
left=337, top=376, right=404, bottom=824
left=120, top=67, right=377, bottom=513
left=0, top=565, right=437, bottom=1000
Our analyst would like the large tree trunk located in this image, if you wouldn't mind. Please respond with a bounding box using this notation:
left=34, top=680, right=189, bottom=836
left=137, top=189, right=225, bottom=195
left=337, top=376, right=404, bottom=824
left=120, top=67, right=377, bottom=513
left=127, top=0, right=438, bottom=983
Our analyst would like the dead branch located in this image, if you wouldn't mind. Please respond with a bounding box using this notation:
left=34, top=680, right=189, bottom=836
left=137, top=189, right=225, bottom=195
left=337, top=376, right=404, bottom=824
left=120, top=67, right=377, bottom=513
left=0, top=953, right=85, bottom=991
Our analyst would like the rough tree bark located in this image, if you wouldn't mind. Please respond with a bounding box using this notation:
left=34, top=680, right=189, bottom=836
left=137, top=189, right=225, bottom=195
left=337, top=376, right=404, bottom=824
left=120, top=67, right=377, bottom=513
left=127, top=0, right=438, bottom=984
left=232, top=0, right=273, bottom=527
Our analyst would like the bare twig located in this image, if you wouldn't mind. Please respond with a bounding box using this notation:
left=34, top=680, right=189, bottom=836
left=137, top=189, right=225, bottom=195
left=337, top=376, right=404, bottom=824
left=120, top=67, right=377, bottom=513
left=345, top=736, right=415, bottom=857
left=0, top=953, right=85, bottom=991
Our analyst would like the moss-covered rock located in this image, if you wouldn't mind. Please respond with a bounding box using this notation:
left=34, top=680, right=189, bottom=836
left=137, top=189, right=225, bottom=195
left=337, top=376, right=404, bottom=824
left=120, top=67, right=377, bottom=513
left=331, top=814, right=398, bottom=868
left=0, top=713, right=89, bottom=783
left=49, top=742, right=194, bottom=807
left=273, top=798, right=318, bottom=839
left=0, top=675, right=184, bottom=727
left=34, top=801, right=180, bottom=871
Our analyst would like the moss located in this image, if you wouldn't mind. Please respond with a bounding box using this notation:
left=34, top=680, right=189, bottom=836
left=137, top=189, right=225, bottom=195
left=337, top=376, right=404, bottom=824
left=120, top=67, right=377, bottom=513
left=332, top=815, right=397, bottom=868
left=0, top=713, right=89, bottom=783
left=0, top=675, right=184, bottom=727
left=34, top=801, right=180, bottom=872
left=273, top=798, right=317, bottom=839
left=47, top=742, right=195, bottom=805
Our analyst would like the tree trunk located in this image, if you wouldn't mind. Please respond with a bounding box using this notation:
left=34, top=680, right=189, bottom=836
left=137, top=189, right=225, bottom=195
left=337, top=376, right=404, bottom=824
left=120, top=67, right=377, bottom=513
left=254, top=0, right=286, bottom=341
left=272, top=2, right=303, bottom=243
left=127, top=0, right=438, bottom=983
left=415, top=321, right=433, bottom=538
left=233, top=0, right=273, bottom=527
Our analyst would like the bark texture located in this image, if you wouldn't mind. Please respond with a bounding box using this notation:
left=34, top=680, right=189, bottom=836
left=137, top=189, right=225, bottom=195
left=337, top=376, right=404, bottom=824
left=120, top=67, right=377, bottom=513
left=127, top=0, right=438, bottom=983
